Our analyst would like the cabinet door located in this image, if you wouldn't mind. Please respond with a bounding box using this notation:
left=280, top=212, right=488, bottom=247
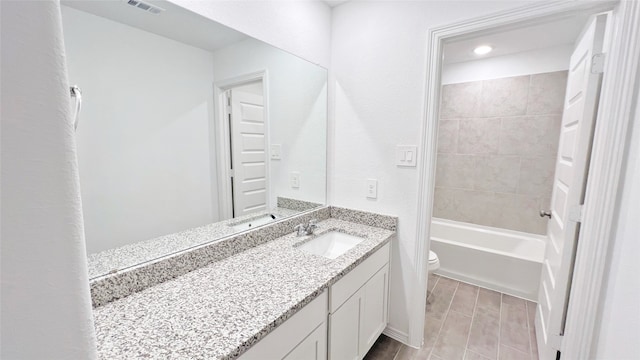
left=284, top=321, right=327, bottom=360
left=359, top=265, right=389, bottom=356
left=240, top=291, right=327, bottom=360
left=329, top=290, right=362, bottom=360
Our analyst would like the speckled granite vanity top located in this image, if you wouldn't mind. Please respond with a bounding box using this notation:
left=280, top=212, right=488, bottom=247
left=92, top=216, right=395, bottom=359
left=88, top=194, right=326, bottom=280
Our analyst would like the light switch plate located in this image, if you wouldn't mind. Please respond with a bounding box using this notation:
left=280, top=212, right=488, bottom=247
left=366, top=179, right=377, bottom=199
left=290, top=172, right=300, bottom=188
left=270, top=144, right=282, bottom=160
left=396, top=145, right=418, bottom=167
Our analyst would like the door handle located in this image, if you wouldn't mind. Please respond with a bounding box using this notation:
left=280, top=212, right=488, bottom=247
left=539, top=210, right=552, bottom=219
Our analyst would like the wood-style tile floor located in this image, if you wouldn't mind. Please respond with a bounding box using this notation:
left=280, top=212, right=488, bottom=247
left=364, top=274, right=539, bottom=360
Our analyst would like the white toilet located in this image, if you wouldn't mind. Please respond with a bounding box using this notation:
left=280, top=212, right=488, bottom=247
left=428, top=250, right=440, bottom=273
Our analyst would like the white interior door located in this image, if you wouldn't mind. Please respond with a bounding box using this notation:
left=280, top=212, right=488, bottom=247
left=536, top=12, right=609, bottom=360
left=230, top=86, right=267, bottom=217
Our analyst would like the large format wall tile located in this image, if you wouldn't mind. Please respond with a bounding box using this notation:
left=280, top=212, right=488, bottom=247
left=433, top=187, right=457, bottom=220
left=438, top=120, right=459, bottom=153
left=458, top=118, right=501, bottom=154
left=518, top=156, right=556, bottom=197
left=436, top=154, right=475, bottom=189
left=499, top=115, right=562, bottom=156
left=437, top=71, right=565, bottom=235
left=441, top=81, right=482, bottom=119
left=495, top=193, right=547, bottom=234
left=480, top=76, right=529, bottom=117
left=473, top=155, right=521, bottom=193
left=452, top=189, right=503, bottom=227
left=527, top=71, right=568, bottom=115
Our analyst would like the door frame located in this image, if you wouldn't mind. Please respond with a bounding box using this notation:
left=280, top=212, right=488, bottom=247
left=213, top=71, right=270, bottom=220
left=410, top=1, right=640, bottom=358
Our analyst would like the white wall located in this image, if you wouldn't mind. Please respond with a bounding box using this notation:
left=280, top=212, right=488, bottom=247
left=0, top=1, right=97, bottom=358
left=330, top=0, right=538, bottom=343
left=1, top=0, right=329, bottom=357
left=593, top=88, right=640, bottom=359
left=62, top=6, right=218, bottom=254
left=167, top=0, right=332, bottom=69
left=442, top=44, right=572, bottom=84
left=211, top=38, right=327, bottom=206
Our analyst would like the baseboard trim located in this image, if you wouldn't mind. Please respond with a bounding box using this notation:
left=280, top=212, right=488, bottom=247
left=382, top=326, right=412, bottom=347
left=434, top=269, right=537, bottom=302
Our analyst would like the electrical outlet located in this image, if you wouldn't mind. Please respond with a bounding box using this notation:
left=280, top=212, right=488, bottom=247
left=366, top=179, right=377, bottom=199
left=270, top=144, right=282, bottom=160
left=290, top=172, right=300, bottom=188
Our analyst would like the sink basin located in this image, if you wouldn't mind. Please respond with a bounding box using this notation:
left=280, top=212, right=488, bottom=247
left=297, top=231, right=365, bottom=259
left=230, top=214, right=277, bottom=232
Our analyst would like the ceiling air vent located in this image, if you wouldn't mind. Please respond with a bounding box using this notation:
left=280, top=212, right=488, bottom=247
left=125, top=0, right=165, bottom=15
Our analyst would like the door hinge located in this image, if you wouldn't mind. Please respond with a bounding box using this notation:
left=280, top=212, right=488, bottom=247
left=551, top=333, right=564, bottom=352
left=569, top=205, right=583, bottom=223
left=591, top=53, right=605, bottom=74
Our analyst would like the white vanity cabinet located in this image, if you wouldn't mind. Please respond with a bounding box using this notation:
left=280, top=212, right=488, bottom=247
left=329, top=243, right=390, bottom=360
left=239, top=242, right=390, bottom=360
left=240, top=290, right=328, bottom=360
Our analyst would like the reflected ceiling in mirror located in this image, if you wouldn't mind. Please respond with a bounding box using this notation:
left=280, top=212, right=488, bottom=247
left=61, top=0, right=327, bottom=279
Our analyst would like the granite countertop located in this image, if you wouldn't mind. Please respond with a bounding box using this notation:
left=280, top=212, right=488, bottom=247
left=93, top=218, right=394, bottom=359
left=87, top=207, right=300, bottom=279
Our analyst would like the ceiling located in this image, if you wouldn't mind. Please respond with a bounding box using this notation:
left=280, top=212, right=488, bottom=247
left=63, top=0, right=590, bottom=64
left=61, top=0, right=248, bottom=52
left=323, top=0, right=351, bottom=8
left=443, top=14, right=591, bottom=64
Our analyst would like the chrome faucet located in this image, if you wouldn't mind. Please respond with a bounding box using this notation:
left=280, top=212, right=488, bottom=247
left=294, top=219, right=319, bottom=236
left=306, top=219, right=318, bottom=235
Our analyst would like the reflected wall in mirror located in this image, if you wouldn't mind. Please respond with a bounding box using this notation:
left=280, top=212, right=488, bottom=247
left=60, top=0, right=327, bottom=278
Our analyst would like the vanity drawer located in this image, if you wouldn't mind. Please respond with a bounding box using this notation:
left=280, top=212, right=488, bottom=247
left=239, top=290, right=328, bottom=360
left=329, top=242, right=390, bottom=313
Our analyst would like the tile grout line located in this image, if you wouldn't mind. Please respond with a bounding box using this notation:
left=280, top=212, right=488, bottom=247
left=462, top=286, right=481, bottom=360
left=417, top=274, right=441, bottom=360
left=391, top=346, right=400, bottom=360
left=427, top=275, right=441, bottom=302
left=497, top=293, right=503, bottom=360
left=428, top=281, right=459, bottom=360
left=390, top=342, right=402, bottom=360
left=502, top=344, right=532, bottom=358
left=525, top=301, right=535, bottom=359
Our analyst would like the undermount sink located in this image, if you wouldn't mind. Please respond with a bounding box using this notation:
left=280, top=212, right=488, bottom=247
left=230, top=214, right=277, bottom=232
left=297, top=231, right=365, bottom=259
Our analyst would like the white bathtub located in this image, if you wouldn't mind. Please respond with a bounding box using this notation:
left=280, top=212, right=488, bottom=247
left=430, top=218, right=546, bottom=301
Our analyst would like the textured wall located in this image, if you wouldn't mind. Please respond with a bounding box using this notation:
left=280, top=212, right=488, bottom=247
left=1, top=1, right=97, bottom=358
left=210, top=38, right=328, bottom=207
left=330, top=0, right=541, bottom=345
left=62, top=6, right=219, bottom=254
left=434, top=71, right=568, bottom=234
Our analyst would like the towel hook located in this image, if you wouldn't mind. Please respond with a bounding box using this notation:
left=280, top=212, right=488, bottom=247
left=70, top=85, right=82, bottom=130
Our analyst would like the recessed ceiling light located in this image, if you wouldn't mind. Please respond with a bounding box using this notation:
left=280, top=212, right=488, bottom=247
left=474, top=45, right=493, bottom=55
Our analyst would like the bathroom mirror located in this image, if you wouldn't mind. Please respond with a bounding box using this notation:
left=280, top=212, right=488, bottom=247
left=60, top=0, right=327, bottom=279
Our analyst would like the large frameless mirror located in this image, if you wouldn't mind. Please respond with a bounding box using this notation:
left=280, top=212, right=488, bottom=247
left=61, top=0, right=327, bottom=279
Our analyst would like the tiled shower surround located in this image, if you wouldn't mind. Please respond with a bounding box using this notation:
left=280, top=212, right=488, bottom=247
left=435, top=71, right=568, bottom=235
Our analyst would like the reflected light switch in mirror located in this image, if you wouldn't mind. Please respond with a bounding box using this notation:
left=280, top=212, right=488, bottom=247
left=396, top=145, right=417, bottom=167
left=290, top=172, right=300, bottom=188
left=270, top=144, right=282, bottom=160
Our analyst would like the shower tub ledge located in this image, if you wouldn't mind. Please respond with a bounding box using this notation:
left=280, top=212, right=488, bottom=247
left=430, top=218, right=546, bottom=301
